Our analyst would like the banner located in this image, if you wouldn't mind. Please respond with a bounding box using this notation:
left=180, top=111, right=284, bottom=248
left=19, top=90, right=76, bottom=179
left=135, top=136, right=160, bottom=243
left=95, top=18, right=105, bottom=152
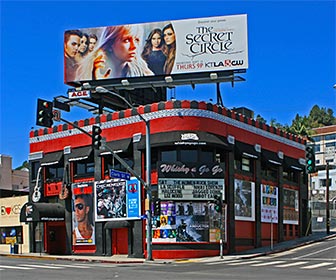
left=64, top=14, right=248, bottom=84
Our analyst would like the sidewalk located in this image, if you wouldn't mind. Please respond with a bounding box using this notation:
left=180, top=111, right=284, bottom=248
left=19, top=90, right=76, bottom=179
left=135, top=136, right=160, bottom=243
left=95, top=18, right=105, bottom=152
left=2, top=231, right=335, bottom=264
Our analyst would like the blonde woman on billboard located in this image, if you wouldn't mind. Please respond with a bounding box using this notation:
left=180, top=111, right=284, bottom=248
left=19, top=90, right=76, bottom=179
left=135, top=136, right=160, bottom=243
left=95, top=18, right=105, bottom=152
left=162, top=23, right=176, bottom=74
left=76, top=24, right=153, bottom=81
left=141, top=28, right=167, bottom=75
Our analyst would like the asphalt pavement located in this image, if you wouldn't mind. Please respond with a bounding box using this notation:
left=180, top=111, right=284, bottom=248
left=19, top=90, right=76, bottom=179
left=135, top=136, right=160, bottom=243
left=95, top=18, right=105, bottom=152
left=2, top=231, right=336, bottom=264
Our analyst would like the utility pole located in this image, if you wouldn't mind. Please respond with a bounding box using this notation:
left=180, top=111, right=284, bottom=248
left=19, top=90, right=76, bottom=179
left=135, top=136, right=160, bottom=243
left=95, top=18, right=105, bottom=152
left=326, top=161, right=330, bottom=234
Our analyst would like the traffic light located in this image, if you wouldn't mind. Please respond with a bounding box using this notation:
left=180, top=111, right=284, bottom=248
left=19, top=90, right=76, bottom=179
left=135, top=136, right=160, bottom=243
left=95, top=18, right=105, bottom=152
left=153, top=199, right=161, bottom=216
left=214, top=194, right=222, bottom=213
left=305, top=145, right=316, bottom=173
left=36, top=98, right=53, bottom=128
left=92, top=125, right=102, bottom=149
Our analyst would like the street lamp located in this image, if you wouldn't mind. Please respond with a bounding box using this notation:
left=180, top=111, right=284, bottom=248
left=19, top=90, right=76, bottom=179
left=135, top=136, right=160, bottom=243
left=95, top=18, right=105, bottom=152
left=95, top=86, right=153, bottom=260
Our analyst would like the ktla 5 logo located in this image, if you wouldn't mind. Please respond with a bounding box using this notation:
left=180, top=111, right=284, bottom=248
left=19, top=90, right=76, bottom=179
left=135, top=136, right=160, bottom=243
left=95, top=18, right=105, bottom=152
left=1, top=204, right=21, bottom=215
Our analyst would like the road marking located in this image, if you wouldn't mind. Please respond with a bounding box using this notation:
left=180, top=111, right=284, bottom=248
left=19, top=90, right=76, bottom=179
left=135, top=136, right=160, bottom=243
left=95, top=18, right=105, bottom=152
left=300, top=262, right=333, bottom=269
left=205, top=259, right=242, bottom=265
left=20, top=264, right=64, bottom=269
left=228, top=260, right=262, bottom=266
left=328, top=267, right=336, bottom=271
left=275, top=261, right=308, bottom=267
left=48, top=264, right=90, bottom=268
left=251, top=261, right=285, bottom=267
left=0, top=265, right=34, bottom=270
left=294, top=245, right=336, bottom=259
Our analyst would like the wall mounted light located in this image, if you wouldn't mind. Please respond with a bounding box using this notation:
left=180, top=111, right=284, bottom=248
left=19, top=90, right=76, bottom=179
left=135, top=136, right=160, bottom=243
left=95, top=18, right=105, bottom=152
left=210, top=73, right=218, bottom=80
left=165, top=76, right=173, bottom=83
left=121, top=79, right=130, bottom=86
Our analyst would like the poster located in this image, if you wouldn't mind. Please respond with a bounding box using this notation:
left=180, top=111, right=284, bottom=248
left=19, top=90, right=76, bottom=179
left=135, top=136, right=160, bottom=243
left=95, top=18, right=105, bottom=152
left=234, top=179, right=255, bottom=221
left=72, top=182, right=95, bottom=245
left=283, top=188, right=299, bottom=225
left=261, top=184, right=278, bottom=223
left=152, top=201, right=223, bottom=243
left=95, top=178, right=141, bottom=221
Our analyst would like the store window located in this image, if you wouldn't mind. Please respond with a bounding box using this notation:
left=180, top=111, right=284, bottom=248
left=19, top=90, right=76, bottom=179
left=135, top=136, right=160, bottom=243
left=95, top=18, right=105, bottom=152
left=261, top=161, right=278, bottom=180
left=234, top=154, right=252, bottom=173
left=74, top=158, right=94, bottom=177
left=46, top=164, right=64, bottom=181
left=283, top=169, right=299, bottom=183
left=161, top=149, right=177, bottom=162
left=103, top=153, right=134, bottom=176
left=180, top=148, right=198, bottom=162
left=0, top=226, right=23, bottom=244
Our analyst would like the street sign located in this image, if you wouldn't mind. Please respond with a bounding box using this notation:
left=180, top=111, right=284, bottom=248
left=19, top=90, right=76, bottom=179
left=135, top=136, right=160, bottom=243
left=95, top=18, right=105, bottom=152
left=52, top=109, right=61, bottom=121
left=68, top=89, right=91, bottom=99
left=110, top=169, right=131, bottom=180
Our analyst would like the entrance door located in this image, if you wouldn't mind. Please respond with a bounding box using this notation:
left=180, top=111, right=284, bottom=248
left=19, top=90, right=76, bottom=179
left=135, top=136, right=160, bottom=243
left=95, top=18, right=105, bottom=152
left=45, top=222, right=66, bottom=255
left=112, top=228, right=128, bottom=255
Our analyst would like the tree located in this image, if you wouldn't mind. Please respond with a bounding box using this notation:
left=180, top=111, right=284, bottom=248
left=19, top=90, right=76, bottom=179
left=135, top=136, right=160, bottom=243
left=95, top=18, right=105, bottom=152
left=251, top=104, right=335, bottom=138
left=15, top=161, right=29, bottom=170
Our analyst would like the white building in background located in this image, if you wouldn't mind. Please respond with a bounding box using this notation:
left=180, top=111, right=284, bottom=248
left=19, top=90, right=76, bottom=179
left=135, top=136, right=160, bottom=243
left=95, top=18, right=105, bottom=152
left=309, top=125, right=336, bottom=203
left=0, top=154, right=29, bottom=193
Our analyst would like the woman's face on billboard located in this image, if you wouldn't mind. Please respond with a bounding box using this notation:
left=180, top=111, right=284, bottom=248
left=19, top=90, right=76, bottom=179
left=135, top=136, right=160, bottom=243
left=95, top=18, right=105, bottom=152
left=112, top=27, right=141, bottom=63
left=151, top=33, right=161, bottom=49
left=163, top=28, right=175, bottom=46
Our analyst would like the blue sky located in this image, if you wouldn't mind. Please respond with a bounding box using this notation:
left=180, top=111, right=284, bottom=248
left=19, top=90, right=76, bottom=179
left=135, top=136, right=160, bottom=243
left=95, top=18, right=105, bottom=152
left=1, top=0, right=335, bottom=168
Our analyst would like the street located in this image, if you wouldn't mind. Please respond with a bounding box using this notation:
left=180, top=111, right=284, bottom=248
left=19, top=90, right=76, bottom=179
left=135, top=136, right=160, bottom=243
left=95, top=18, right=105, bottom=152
left=1, top=237, right=335, bottom=280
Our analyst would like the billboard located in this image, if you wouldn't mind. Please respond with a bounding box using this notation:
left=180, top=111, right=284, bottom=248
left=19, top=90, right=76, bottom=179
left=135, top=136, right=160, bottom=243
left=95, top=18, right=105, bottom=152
left=64, top=14, right=248, bottom=85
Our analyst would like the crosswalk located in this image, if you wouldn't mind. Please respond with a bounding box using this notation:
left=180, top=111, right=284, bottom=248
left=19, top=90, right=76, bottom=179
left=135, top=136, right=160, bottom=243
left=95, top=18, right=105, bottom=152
left=201, top=257, right=336, bottom=271
left=0, top=262, right=123, bottom=271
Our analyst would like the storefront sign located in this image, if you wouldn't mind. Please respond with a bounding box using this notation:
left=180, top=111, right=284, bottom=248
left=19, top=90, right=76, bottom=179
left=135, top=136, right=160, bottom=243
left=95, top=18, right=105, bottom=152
left=158, top=162, right=224, bottom=178
left=158, top=178, right=225, bottom=200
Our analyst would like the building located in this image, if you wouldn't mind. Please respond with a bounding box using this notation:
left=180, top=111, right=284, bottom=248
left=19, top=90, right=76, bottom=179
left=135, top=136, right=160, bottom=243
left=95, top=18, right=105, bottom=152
left=22, top=99, right=308, bottom=259
left=0, top=154, right=29, bottom=194
left=308, top=125, right=336, bottom=230
left=0, top=155, right=30, bottom=253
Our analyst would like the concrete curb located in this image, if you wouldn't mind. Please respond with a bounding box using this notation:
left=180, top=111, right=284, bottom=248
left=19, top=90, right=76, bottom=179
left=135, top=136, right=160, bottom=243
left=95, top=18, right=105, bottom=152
left=1, top=233, right=335, bottom=264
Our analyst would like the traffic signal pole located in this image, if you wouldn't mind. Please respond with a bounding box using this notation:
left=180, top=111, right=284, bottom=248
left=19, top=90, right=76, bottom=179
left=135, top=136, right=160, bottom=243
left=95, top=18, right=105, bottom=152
left=326, top=161, right=330, bottom=234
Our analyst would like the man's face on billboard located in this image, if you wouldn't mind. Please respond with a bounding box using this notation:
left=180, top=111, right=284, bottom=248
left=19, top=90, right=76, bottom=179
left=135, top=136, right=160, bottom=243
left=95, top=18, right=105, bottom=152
left=74, top=197, right=89, bottom=223
left=65, top=35, right=80, bottom=58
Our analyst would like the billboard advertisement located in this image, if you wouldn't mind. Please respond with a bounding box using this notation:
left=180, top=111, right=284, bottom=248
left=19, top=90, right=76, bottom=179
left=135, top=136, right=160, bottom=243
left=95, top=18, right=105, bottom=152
left=94, top=178, right=141, bottom=222
left=64, top=14, right=248, bottom=84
